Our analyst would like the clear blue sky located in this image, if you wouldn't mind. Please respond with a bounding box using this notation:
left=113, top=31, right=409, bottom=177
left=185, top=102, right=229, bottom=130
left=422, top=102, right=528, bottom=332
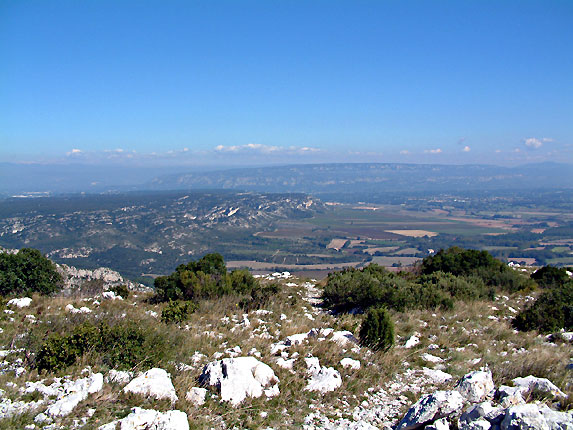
left=1, top=0, right=572, bottom=166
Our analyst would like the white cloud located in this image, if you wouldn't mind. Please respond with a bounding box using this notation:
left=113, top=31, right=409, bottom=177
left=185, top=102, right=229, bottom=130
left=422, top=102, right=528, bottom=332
left=214, top=143, right=320, bottom=155
left=542, top=137, right=554, bottom=143
left=463, top=146, right=471, bottom=152
left=424, top=148, right=442, bottom=154
left=399, top=150, right=410, bottom=155
left=524, top=138, right=543, bottom=149
left=66, top=148, right=83, bottom=156
left=495, top=149, right=502, bottom=153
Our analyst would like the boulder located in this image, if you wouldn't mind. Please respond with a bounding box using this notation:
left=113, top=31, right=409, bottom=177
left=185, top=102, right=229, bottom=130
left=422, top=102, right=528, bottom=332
left=397, top=390, right=465, bottom=430
left=99, top=407, right=189, bottom=430
left=512, top=375, right=566, bottom=398
left=123, top=368, right=178, bottom=403
left=456, top=370, right=495, bottom=403
left=304, top=367, right=342, bottom=393
left=199, top=357, right=279, bottom=406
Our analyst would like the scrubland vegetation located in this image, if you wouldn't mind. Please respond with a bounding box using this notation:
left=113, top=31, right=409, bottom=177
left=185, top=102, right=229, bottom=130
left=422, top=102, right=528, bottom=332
left=0, top=247, right=571, bottom=429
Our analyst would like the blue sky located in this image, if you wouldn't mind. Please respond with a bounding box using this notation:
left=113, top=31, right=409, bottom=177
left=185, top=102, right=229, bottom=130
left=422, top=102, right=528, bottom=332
left=1, top=0, right=572, bottom=166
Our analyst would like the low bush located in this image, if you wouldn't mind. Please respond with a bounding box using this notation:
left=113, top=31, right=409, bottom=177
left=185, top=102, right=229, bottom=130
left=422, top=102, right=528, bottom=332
left=512, top=282, right=573, bottom=333
left=359, top=307, right=395, bottom=351
left=161, top=300, right=198, bottom=324
left=35, top=320, right=169, bottom=373
left=153, top=254, right=260, bottom=302
left=323, top=264, right=490, bottom=313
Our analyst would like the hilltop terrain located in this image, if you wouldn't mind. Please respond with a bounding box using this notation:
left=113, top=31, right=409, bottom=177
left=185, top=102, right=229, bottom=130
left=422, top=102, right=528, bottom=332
left=0, top=249, right=572, bottom=429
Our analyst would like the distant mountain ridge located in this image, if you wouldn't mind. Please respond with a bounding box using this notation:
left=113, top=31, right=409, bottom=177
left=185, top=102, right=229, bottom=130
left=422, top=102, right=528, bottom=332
left=1, top=162, right=571, bottom=197
left=149, top=162, right=573, bottom=195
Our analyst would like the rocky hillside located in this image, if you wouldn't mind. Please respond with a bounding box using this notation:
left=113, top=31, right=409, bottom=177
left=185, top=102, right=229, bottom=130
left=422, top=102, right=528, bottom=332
left=1, top=267, right=572, bottom=429
left=0, top=191, right=322, bottom=278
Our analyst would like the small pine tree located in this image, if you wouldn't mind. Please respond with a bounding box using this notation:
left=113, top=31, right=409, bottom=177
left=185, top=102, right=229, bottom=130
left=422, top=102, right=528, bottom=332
left=359, top=307, right=395, bottom=351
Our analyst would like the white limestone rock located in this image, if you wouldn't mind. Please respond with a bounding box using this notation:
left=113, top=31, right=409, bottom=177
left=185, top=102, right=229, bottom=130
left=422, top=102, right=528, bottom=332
left=456, top=370, right=495, bottom=403
left=499, top=403, right=573, bottom=430
left=99, top=407, right=189, bottom=430
left=496, top=385, right=527, bottom=407
left=7, top=297, right=32, bottom=308
left=425, top=417, right=449, bottom=430
left=512, top=375, right=566, bottom=398
left=105, top=369, right=133, bottom=385
left=458, top=402, right=502, bottom=428
left=185, top=387, right=207, bottom=406
left=304, top=367, right=342, bottom=393
left=102, top=291, right=123, bottom=300
left=404, top=335, right=420, bottom=349
left=123, top=368, right=178, bottom=403
left=330, top=330, right=359, bottom=347
left=422, top=368, right=453, bottom=384
left=421, top=353, right=443, bottom=364
left=340, top=358, right=361, bottom=370
left=397, top=390, right=465, bottom=430
left=199, top=357, right=279, bottom=406
left=305, top=356, right=321, bottom=375
left=46, top=373, right=103, bottom=417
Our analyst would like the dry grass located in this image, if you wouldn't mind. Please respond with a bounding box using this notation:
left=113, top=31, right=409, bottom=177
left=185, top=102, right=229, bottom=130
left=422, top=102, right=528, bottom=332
left=1, top=279, right=572, bottom=429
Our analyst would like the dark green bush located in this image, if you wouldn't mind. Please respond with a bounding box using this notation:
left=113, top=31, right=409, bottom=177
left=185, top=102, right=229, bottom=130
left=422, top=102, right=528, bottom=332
left=35, top=321, right=169, bottom=372
left=161, top=300, right=198, bottom=324
left=0, top=248, right=63, bottom=296
left=110, top=284, right=130, bottom=300
left=36, top=323, right=99, bottom=372
left=531, top=266, right=570, bottom=288
left=323, top=264, right=481, bottom=313
left=153, top=253, right=260, bottom=302
left=421, top=247, right=532, bottom=293
left=359, top=307, right=395, bottom=351
left=512, top=282, right=573, bottom=333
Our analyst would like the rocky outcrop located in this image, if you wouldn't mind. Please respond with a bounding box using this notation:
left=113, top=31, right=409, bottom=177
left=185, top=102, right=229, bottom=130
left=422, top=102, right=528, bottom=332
left=199, top=357, right=279, bottom=406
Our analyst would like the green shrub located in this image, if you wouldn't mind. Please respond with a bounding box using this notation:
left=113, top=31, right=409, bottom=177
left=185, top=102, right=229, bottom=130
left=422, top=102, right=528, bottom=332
left=110, top=284, right=130, bottom=300
left=531, top=266, right=570, bottom=288
left=359, top=307, right=395, bottom=351
left=0, top=248, right=63, bottom=296
left=161, top=300, right=198, bottom=324
left=36, top=323, right=99, bottom=372
left=153, top=253, right=260, bottom=302
left=512, top=282, right=573, bottom=333
left=421, top=247, right=531, bottom=293
left=35, top=321, right=170, bottom=372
